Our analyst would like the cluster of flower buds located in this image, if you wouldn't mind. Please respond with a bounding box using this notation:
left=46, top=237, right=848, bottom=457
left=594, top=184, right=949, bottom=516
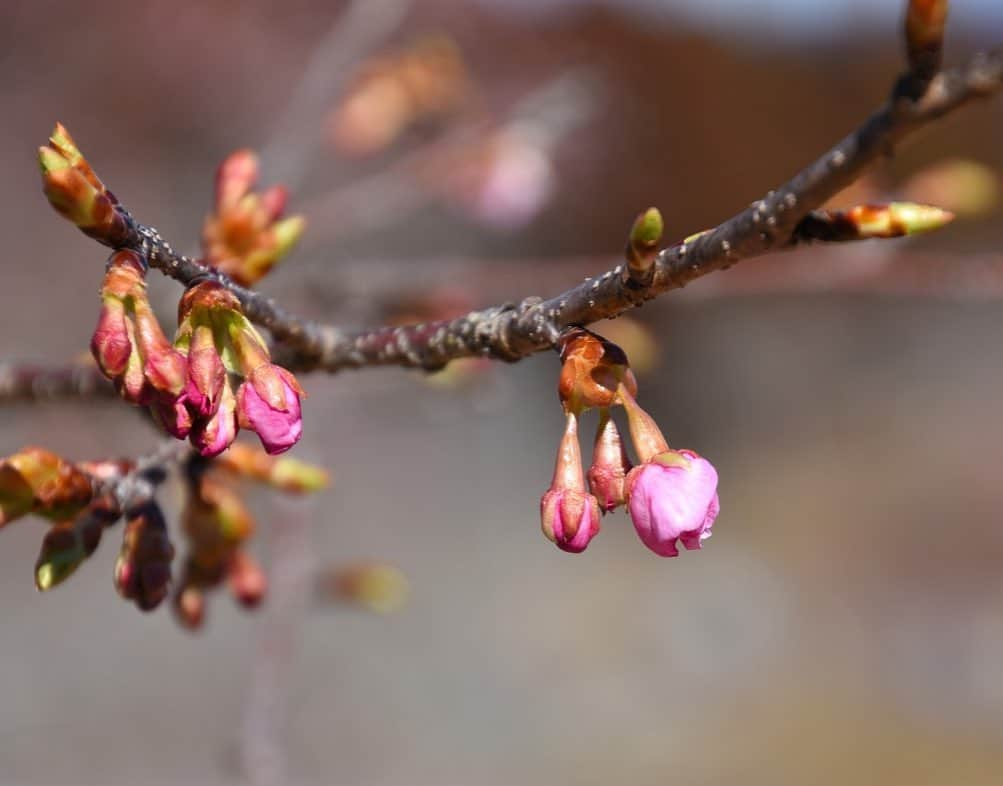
left=37, top=123, right=129, bottom=245
left=91, top=249, right=188, bottom=416
left=540, top=329, right=719, bottom=557
left=173, top=446, right=329, bottom=629
left=174, top=281, right=305, bottom=456
left=173, top=466, right=263, bottom=629
left=201, top=150, right=305, bottom=286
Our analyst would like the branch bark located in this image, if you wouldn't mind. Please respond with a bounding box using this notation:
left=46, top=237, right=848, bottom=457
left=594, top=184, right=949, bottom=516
left=102, top=48, right=999, bottom=374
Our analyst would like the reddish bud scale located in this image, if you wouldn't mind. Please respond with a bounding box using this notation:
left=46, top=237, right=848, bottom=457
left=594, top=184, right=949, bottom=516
left=557, top=328, right=637, bottom=415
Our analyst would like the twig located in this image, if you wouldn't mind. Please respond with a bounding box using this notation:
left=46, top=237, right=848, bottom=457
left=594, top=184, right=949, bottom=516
left=87, top=46, right=1001, bottom=372
left=0, top=361, right=113, bottom=403
left=98, top=440, right=192, bottom=514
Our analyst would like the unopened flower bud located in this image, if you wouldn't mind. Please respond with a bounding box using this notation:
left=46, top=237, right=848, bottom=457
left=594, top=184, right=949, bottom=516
left=587, top=410, right=632, bottom=512
left=190, top=379, right=238, bottom=457
left=558, top=328, right=638, bottom=415
left=0, top=448, right=93, bottom=527
left=114, top=502, right=175, bottom=612
left=236, top=364, right=304, bottom=455
left=173, top=583, right=206, bottom=631
left=540, top=412, right=600, bottom=553
left=228, top=550, right=267, bottom=608
left=626, top=450, right=719, bottom=558
left=35, top=502, right=118, bottom=591
left=181, top=322, right=227, bottom=418
left=92, top=250, right=187, bottom=408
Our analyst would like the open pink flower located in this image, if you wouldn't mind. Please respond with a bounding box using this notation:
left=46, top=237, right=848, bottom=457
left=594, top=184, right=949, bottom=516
left=626, top=450, right=719, bottom=557
left=236, top=364, right=304, bottom=455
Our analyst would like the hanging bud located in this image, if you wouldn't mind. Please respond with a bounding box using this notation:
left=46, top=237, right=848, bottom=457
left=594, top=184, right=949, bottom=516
left=215, top=443, right=329, bottom=493
left=625, top=450, right=720, bottom=558
left=236, top=365, right=305, bottom=455
left=175, top=471, right=262, bottom=625
left=540, top=412, right=601, bottom=553
left=180, top=322, right=227, bottom=418
left=114, top=502, right=175, bottom=612
left=587, top=409, right=632, bottom=513
left=92, top=250, right=188, bottom=410
left=175, top=282, right=245, bottom=455
left=558, top=328, right=637, bottom=415
left=227, top=550, right=267, bottom=608
left=190, top=379, right=238, bottom=457
left=173, top=582, right=207, bottom=630
left=0, top=448, right=93, bottom=527
left=202, top=150, right=306, bottom=287
left=625, top=207, right=664, bottom=284
left=618, top=389, right=720, bottom=557
left=38, top=123, right=129, bottom=244
left=35, top=502, right=119, bottom=591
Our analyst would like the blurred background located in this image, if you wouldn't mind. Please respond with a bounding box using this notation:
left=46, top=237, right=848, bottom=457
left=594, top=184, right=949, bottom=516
left=2, top=1, right=1003, bottom=784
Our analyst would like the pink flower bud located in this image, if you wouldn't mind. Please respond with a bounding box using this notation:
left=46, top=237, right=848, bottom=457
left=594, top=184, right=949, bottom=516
left=190, top=381, right=238, bottom=457
left=91, top=297, right=132, bottom=378
left=626, top=450, right=719, bottom=558
left=587, top=410, right=632, bottom=512
left=150, top=393, right=193, bottom=440
left=540, top=412, right=600, bottom=553
left=183, top=323, right=227, bottom=417
left=541, top=487, right=601, bottom=554
left=236, top=364, right=304, bottom=455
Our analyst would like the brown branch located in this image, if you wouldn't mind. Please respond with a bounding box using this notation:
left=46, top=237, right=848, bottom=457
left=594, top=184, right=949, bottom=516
left=99, top=46, right=1000, bottom=374
left=0, top=361, right=113, bottom=403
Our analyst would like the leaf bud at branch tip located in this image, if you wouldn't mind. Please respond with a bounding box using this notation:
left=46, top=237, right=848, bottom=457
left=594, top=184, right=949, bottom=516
left=851, top=202, right=954, bottom=238
left=38, top=123, right=129, bottom=244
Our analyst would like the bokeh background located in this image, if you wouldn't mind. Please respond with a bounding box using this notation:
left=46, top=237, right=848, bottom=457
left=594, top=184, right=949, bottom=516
left=2, top=1, right=1003, bottom=784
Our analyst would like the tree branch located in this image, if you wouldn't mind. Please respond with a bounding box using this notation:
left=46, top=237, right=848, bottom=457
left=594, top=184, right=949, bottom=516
left=0, top=361, right=113, bottom=402
left=101, top=48, right=999, bottom=373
